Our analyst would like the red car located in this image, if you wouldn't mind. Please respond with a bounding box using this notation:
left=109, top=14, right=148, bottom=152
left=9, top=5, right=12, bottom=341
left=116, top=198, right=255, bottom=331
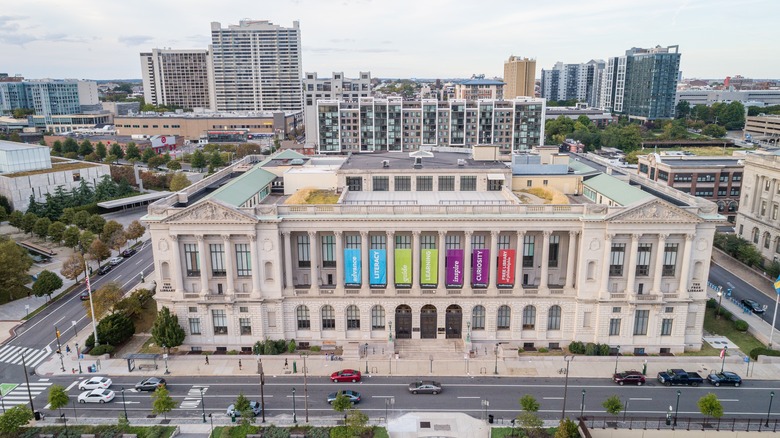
left=613, top=370, right=646, bottom=386
left=331, top=369, right=361, bottom=383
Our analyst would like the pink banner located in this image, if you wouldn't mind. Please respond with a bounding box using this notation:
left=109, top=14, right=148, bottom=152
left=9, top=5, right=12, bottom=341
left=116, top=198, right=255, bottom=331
left=498, top=249, right=515, bottom=285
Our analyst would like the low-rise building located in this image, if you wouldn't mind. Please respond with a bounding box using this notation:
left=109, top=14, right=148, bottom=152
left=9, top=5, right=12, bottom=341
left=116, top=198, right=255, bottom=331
left=744, top=115, right=780, bottom=145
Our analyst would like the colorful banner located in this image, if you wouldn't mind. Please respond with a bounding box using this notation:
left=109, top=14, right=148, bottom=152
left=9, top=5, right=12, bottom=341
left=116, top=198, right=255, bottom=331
left=471, top=249, right=490, bottom=287
left=394, top=249, right=412, bottom=287
left=369, top=249, right=387, bottom=286
left=344, top=248, right=361, bottom=286
left=498, top=249, right=515, bottom=286
left=446, top=249, right=464, bottom=287
left=420, top=249, right=438, bottom=287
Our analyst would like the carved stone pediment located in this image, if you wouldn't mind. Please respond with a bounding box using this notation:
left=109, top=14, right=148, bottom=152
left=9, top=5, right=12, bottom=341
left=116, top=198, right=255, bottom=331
left=163, top=200, right=257, bottom=225
left=607, top=199, right=701, bottom=224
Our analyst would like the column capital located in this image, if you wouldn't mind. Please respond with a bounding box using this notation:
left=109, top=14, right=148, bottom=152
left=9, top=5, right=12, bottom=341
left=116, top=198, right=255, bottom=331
left=516, top=230, right=526, bottom=238
left=249, top=234, right=256, bottom=242
left=464, top=230, right=474, bottom=237
left=221, top=234, right=231, bottom=242
left=169, top=234, right=178, bottom=241
left=384, top=230, right=392, bottom=237
left=438, top=230, right=446, bottom=237
left=308, top=230, right=317, bottom=237
left=412, top=230, right=421, bottom=237
left=568, top=230, right=579, bottom=237
left=335, top=230, right=343, bottom=237
left=631, top=233, right=641, bottom=241
left=658, top=233, right=669, bottom=242
left=282, top=231, right=291, bottom=237
left=685, top=233, right=695, bottom=241
left=605, top=233, right=615, bottom=241
left=490, top=230, right=498, bottom=237
left=195, top=235, right=204, bottom=242
left=543, top=231, right=552, bottom=238
left=360, top=231, right=368, bottom=238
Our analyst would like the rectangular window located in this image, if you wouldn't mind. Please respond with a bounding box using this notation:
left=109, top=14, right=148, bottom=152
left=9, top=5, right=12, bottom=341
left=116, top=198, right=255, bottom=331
left=189, top=318, right=201, bottom=335
left=663, top=243, right=678, bottom=276
left=633, top=310, right=649, bottom=335
left=583, top=312, right=591, bottom=328
left=609, top=318, right=620, bottom=336
left=321, top=235, right=336, bottom=267
left=438, top=176, right=455, bottom=191
left=235, top=244, right=251, bottom=277
left=395, top=176, right=411, bottom=191
left=460, top=176, right=477, bottom=191
left=612, top=307, right=621, bottom=313
left=373, top=176, right=389, bottom=191
left=472, top=234, right=486, bottom=249
left=184, top=244, right=200, bottom=276
left=421, top=235, right=436, bottom=249
left=346, top=177, right=362, bottom=191
left=661, top=318, right=673, bottom=336
left=297, top=235, right=311, bottom=267
left=240, top=307, right=249, bottom=313
left=345, top=234, right=361, bottom=249
left=371, top=307, right=385, bottom=329
left=498, top=234, right=511, bottom=250
left=370, top=234, right=386, bottom=249
left=609, top=243, right=626, bottom=276
left=188, top=307, right=198, bottom=313
left=212, top=310, right=227, bottom=335
left=322, top=307, right=335, bottom=330
left=488, top=179, right=503, bottom=191
left=548, top=235, right=559, bottom=267
left=395, top=235, right=411, bottom=249
left=636, top=243, right=651, bottom=276
left=417, top=176, right=433, bottom=191
left=240, top=317, right=252, bottom=335
left=445, top=235, right=461, bottom=249
left=523, top=235, right=535, bottom=267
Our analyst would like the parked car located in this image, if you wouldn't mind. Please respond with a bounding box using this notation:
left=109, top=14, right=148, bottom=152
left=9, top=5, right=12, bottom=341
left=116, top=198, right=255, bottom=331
left=741, top=299, right=766, bottom=314
left=109, top=257, right=124, bottom=266
left=613, top=371, right=646, bottom=386
left=226, top=400, right=262, bottom=417
left=707, top=372, right=742, bottom=387
left=97, top=265, right=113, bottom=275
left=78, top=377, right=112, bottom=390
left=327, top=390, right=361, bottom=404
left=408, top=381, right=442, bottom=394
left=657, top=369, right=704, bottom=386
left=121, top=248, right=137, bottom=258
left=331, top=369, right=361, bottom=383
left=135, top=377, right=167, bottom=391
left=78, top=388, right=115, bottom=403
left=79, top=291, right=90, bottom=301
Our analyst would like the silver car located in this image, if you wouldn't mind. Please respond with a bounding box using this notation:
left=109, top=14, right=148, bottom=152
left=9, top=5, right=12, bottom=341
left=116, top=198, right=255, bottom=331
left=408, top=380, right=442, bottom=395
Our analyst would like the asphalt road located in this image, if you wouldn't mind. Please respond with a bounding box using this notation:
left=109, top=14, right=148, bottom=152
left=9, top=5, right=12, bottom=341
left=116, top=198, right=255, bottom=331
left=15, top=375, right=780, bottom=422
left=709, top=263, right=779, bottom=331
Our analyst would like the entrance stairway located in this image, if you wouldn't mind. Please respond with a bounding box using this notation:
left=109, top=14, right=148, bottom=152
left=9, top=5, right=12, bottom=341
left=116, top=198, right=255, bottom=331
left=394, top=339, right=465, bottom=360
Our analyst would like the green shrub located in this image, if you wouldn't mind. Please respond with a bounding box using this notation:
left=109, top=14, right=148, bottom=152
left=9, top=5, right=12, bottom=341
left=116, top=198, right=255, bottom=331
left=310, top=345, right=321, bottom=352
left=537, top=347, right=548, bottom=353
left=517, top=348, right=525, bottom=354
left=719, top=309, right=733, bottom=321
left=288, top=339, right=297, bottom=353
left=597, top=343, right=611, bottom=356
left=733, top=319, right=749, bottom=332
left=750, top=347, right=780, bottom=360
left=706, top=298, right=717, bottom=309
left=585, top=342, right=598, bottom=356
left=568, top=341, right=585, bottom=354
left=89, top=344, right=115, bottom=356
left=227, top=350, right=239, bottom=355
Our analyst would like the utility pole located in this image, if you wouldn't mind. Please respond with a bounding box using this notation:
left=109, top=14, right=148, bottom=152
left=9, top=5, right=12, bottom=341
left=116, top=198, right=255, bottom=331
left=258, top=358, right=265, bottom=423
left=303, top=354, right=309, bottom=423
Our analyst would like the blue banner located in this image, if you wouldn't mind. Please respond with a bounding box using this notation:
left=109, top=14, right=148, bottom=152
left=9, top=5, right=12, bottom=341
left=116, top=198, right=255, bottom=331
left=369, top=249, right=387, bottom=286
left=344, top=248, right=362, bottom=286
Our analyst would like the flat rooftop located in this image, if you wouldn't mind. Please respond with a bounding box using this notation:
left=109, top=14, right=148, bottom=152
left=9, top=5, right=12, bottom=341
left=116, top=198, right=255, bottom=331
left=660, top=158, right=742, bottom=167
left=343, top=191, right=515, bottom=205
left=0, top=140, right=47, bottom=151
left=340, top=151, right=509, bottom=171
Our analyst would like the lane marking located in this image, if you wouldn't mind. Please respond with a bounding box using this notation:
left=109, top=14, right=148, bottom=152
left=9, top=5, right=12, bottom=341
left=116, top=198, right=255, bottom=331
left=543, top=397, right=563, bottom=400
left=65, top=381, right=78, bottom=391
left=457, top=396, right=481, bottom=399
left=629, top=397, right=652, bottom=401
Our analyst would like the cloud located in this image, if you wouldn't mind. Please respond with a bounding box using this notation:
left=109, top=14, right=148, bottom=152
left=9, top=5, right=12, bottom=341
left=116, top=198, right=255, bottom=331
left=117, top=35, right=154, bottom=46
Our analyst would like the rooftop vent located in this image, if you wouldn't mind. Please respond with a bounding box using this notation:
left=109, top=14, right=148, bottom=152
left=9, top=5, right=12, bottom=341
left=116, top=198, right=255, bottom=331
left=457, top=159, right=466, bottom=167
left=290, top=159, right=305, bottom=166
left=382, top=160, right=390, bottom=168
left=414, top=157, right=422, bottom=169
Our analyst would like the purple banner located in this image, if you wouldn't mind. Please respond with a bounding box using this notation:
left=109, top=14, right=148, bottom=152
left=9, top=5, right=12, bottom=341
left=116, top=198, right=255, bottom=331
left=446, top=249, right=464, bottom=287
left=472, top=249, right=490, bottom=287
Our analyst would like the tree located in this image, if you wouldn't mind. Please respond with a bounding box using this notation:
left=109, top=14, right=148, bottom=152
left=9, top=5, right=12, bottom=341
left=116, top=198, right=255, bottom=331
left=105, top=153, right=119, bottom=165
left=147, top=154, right=165, bottom=169
left=21, top=212, right=38, bottom=235
left=125, top=220, right=145, bottom=243
left=602, top=395, right=623, bottom=417
left=87, top=239, right=111, bottom=268
left=33, top=217, right=52, bottom=239
left=48, top=221, right=67, bottom=244
left=151, top=306, right=186, bottom=349
left=697, top=393, right=723, bottom=426
left=517, top=394, right=543, bottom=436
left=0, top=405, right=34, bottom=433
left=87, top=214, right=106, bottom=235
left=32, top=270, right=63, bottom=299
left=110, top=143, right=125, bottom=159
left=63, top=138, right=79, bottom=154
left=125, top=143, right=141, bottom=161
left=79, top=230, right=96, bottom=253
left=151, top=386, right=176, bottom=420
left=52, top=140, right=63, bottom=156
left=662, top=119, right=689, bottom=140
left=101, top=220, right=126, bottom=251
left=141, top=147, right=157, bottom=164
left=78, top=139, right=94, bottom=157
left=332, top=393, right=354, bottom=413
left=0, top=238, right=33, bottom=299
left=95, top=142, right=107, bottom=160
left=190, top=149, right=207, bottom=171
left=554, top=419, right=579, bottom=438
left=48, top=384, right=70, bottom=417
left=8, top=210, right=23, bottom=230
left=60, top=207, right=76, bottom=225
left=209, top=150, right=224, bottom=168
left=233, top=393, right=253, bottom=424
left=166, top=160, right=181, bottom=171
left=73, top=210, right=91, bottom=229
left=86, top=282, right=123, bottom=319
left=675, top=100, right=691, bottom=119
left=169, top=173, right=192, bottom=191
left=89, top=311, right=135, bottom=346
left=60, top=253, right=85, bottom=282
left=344, top=409, right=369, bottom=437
left=63, top=226, right=81, bottom=249
left=702, top=123, right=727, bottom=138
left=0, top=206, right=7, bottom=223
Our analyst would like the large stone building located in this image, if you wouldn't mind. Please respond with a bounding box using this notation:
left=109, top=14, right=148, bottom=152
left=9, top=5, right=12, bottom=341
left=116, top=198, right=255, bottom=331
left=144, top=147, right=718, bottom=355
left=736, top=154, right=780, bottom=262
left=140, top=49, right=213, bottom=110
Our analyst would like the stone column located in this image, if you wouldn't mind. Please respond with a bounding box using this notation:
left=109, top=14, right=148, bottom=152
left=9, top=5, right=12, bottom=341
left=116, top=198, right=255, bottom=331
left=651, top=234, right=668, bottom=294
left=515, top=231, right=525, bottom=291
left=565, top=231, right=578, bottom=290
left=600, top=234, right=614, bottom=297
left=678, top=234, right=694, bottom=296
left=412, top=231, right=421, bottom=291
left=335, top=231, right=344, bottom=289
left=282, top=232, right=293, bottom=290
left=168, top=235, right=183, bottom=294
left=197, top=235, right=209, bottom=295
left=625, top=234, right=640, bottom=295
left=464, top=230, right=473, bottom=290
left=438, top=231, right=447, bottom=289
left=361, top=231, right=369, bottom=288
left=539, top=231, right=550, bottom=290
left=222, top=235, right=235, bottom=294
left=769, top=179, right=778, bottom=219
left=249, top=235, right=261, bottom=297
left=489, top=231, right=499, bottom=289
left=386, top=231, right=394, bottom=291
left=308, top=231, right=319, bottom=292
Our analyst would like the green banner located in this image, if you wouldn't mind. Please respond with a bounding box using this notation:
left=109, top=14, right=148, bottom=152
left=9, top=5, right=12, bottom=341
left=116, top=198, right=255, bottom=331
left=395, top=249, right=412, bottom=287
left=420, top=248, right=438, bottom=287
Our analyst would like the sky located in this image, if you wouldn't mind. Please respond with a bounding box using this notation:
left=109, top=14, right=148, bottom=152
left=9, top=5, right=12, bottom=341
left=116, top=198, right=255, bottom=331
left=1, top=0, right=778, bottom=81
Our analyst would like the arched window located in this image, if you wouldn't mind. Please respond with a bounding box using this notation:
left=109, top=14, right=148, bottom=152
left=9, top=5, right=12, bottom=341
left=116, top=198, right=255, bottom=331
left=547, top=305, right=562, bottom=330
left=296, top=305, right=310, bottom=329
left=346, top=305, right=360, bottom=330
left=522, top=305, right=536, bottom=329
left=764, top=232, right=771, bottom=249
left=321, top=305, right=335, bottom=330
left=497, top=305, right=511, bottom=330
left=753, top=227, right=760, bottom=244
left=371, top=305, right=385, bottom=330
left=472, top=305, right=485, bottom=330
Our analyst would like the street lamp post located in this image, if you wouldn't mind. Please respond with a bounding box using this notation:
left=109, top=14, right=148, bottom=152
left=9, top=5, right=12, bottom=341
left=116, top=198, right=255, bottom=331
left=466, top=321, right=471, bottom=342
left=292, top=387, right=297, bottom=424
left=580, top=390, right=586, bottom=418
left=303, top=354, right=309, bottom=423
left=494, top=343, right=499, bottom=375
left=364, top=343, right=369, bottom=374
left=259, top=358, right=266, bottom=423
left=767, top=391, right=775, bottom=427
left=614, top=345, right=621, bottom=375
left=721, top=346, right=728, bottom=373
left=716, top=289, right=724, bottom=319
left=561, top=355, right=574, bottom=420
left=674, top=390, right=681, bottom=427
left=200, top=387, right=206, bottom=423
left=75, top=343, right=82, bottom=374
left=121, top=388, right=128, bottom=420
left=21, top=352, right=35, bottom=416
left=163, top=344, right=170, bottom=375
left=429, top=355, right=433, bottom=374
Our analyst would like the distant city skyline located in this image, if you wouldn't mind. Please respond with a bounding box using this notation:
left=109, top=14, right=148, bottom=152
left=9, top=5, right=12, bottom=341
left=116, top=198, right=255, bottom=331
left=1, top=0, right=777, bottom=81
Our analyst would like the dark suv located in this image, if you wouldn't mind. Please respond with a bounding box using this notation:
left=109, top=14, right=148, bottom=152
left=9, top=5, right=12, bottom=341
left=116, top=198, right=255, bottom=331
left=741, top=299, right=765, bottom=314
left=97, top=265, right=113, bottom=275
left=613, top=370, right=646, bottom=386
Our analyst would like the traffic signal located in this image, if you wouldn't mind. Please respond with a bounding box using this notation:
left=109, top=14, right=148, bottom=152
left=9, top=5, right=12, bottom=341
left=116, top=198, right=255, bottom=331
left=56, top=330, right=60, bottom=338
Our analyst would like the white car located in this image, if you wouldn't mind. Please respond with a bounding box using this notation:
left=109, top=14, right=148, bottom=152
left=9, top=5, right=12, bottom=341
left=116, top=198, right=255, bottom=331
left=78, top=388, right=115, bottom=403
left=78, top=376, right=112, bottom=390
left=109, top=257, right=124, bottom=266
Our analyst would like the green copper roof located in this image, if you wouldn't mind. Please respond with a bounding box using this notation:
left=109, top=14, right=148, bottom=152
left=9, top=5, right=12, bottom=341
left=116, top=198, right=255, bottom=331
left=568, top=158, right=598, bottom=174
left=583, top=174, right=653, bottom=206
left=207, top=165, right=277, bottom=207
left=258, top=149, right=306, bottom=166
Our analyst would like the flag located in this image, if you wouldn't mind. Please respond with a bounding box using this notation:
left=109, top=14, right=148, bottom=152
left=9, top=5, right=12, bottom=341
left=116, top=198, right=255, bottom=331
left=775, top=274, right=780, bottom=294
left=85, top=275, right=91, bottom=290
left=720, top=348, right=726, bottom=359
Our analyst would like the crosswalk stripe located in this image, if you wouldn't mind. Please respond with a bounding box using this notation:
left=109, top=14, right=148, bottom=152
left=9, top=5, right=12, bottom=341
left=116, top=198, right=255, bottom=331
left=0, top=345, right=51, bottom=367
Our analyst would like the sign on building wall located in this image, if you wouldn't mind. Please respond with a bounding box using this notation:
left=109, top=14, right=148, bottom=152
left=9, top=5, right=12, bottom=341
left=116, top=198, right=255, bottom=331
left=472, top=249, right=490, bottom=287
left=420, top=249, right=438, bottom=287
left=395, top=249, right=412, bottom=288
left=498, top=249, right=515, bottom=286
left=446, top=249, right=464, bottom=287
left=344, top=248, right=361, bottom=286
left=369, top=249, right=386, bottom=286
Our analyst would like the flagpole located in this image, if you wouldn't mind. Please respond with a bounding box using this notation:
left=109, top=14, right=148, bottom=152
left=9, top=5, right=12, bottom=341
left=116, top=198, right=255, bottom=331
left=769, top=275, right=780, bottom=348
left=85, top=261, right=99, bottom=346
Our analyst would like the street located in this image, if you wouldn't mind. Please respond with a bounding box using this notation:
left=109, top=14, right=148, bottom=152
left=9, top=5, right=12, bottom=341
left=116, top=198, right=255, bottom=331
left=709, top=263, right=780, bottom=331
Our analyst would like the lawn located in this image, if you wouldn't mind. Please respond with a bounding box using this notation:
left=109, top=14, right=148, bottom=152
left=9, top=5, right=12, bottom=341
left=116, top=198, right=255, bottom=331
left=703, top=307, right=765, bottom=354
left=0, top=284, right=32, bottom=305
left=19, top=425, right=175, bottom=438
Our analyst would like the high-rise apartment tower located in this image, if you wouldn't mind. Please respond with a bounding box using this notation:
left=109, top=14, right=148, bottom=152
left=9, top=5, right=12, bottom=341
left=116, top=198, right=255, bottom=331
left=503, top=56, right=536, bottom=98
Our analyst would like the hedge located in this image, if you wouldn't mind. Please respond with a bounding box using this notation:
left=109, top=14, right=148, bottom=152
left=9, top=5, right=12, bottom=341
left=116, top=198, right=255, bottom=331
left=749, top=347, right=780, bottom=360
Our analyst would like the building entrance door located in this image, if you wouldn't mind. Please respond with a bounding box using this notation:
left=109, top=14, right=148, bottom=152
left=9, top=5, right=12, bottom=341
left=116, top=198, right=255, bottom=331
left=420, top=304, right=437, bottom=339
left=395, top=305, right=412, bottom=339
left=445, top=304, right=462, bottom=339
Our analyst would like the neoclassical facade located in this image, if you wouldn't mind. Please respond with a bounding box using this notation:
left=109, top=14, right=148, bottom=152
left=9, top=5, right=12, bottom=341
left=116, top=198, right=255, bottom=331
left=144, top=151, right=719, bottom=354
left=736, top=154, right=780, bottom=262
